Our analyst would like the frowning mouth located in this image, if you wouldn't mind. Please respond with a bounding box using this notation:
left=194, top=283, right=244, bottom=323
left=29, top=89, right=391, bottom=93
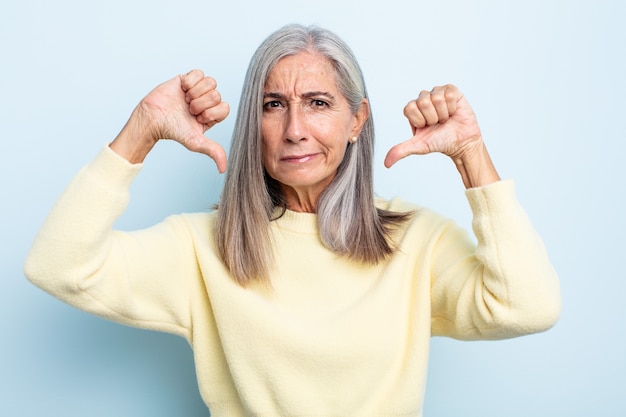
left=280, top=153, right=319, bottom=163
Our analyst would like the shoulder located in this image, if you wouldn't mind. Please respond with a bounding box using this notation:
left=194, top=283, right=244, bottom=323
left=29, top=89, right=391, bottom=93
left=177, top=210, right=219, bottom=230
left=145, top=211, right=219, bottom=243
left=376, top=196, right=444, bottom=225
left=375, top=196, right=452, bottom=234
left=375, top=196, right=422, bottom=213
left=154, top=211, right=221, bottom=258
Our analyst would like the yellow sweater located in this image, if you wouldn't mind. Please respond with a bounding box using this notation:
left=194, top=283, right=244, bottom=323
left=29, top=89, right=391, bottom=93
left=25, top=146, right=561, bottom=416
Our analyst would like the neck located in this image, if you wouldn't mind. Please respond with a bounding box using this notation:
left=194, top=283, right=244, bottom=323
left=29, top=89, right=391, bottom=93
left=280, top=184, right=325, bottom=213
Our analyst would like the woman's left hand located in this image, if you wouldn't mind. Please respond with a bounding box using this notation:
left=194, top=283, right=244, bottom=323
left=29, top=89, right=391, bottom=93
left=384, top=84, right=500, bottom=188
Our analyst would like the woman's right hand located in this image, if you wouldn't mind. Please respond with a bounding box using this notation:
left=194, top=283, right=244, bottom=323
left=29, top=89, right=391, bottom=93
left=110, top=69, right=230, bottom=172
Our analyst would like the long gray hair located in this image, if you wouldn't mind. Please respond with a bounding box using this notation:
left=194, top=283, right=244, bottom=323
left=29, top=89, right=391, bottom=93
left=215, top=24, right=411, bottom=285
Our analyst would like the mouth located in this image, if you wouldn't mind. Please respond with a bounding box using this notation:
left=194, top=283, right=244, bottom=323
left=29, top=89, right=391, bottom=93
left=280, top=153, right=319, bottom=163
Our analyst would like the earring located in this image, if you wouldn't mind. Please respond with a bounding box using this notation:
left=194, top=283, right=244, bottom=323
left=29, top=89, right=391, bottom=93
left=349, top=136, right=358, bottom=143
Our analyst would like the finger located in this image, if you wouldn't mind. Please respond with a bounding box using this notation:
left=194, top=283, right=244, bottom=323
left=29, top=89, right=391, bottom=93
left=186, top=134, right=228, bottom=173
left=189, top=88, right=222, bottom=116
left=443, top=84, right=461, bottom=116
left=200, top=138, right=228, bottom=173
left=403, top=99, right=426, bottom=130
left=430, top=86, right=449, bottom=123
left=196, top=101, right=230, bottom=128
left=185, top=76, right=218, bottom=104
left=383, top=137, right=430, bottom=168
left=416, top=90, right=439, bottom=126
left=181, top=69, right=206, bottom=93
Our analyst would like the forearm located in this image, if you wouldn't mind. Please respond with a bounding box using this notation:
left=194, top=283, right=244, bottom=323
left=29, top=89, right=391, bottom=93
left=25, top=147, right=141, bottom=298
left=24, top=147, right=194, bottom=334
left=431, top=180, right=561, bottom=339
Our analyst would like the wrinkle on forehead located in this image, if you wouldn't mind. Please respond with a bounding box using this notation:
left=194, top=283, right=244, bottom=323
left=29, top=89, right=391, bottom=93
left=264, top=52, right=340, bottom=100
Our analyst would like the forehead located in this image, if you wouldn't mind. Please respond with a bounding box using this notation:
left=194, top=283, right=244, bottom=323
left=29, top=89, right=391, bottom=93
left=264, top=51, right=339, bottom=92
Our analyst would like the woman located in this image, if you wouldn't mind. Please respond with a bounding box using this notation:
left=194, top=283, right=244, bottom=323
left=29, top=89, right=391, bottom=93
left=25, top=24, right=561, bottom=416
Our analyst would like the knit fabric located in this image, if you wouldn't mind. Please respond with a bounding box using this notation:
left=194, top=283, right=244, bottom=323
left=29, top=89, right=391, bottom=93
left=25, top=146, right=561, bottom=416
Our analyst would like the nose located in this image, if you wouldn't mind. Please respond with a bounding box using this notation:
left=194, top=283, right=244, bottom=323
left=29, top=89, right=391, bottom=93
left=285, top=106, right=307, bottom=143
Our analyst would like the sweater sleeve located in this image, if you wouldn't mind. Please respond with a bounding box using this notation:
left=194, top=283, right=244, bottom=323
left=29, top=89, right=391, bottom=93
left=430, top=180, right=561, bottom=340
left=24, top=146, right=198, bottom=339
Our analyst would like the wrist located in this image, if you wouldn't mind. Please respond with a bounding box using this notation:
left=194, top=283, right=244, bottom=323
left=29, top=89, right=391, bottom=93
left=109, top=105, right=159, bottom=164
left=453, top=140, right=500, bottom=189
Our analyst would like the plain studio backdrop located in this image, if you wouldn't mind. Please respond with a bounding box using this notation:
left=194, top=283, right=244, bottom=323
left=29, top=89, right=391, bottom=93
left=1, top=0, right=624, bottom=415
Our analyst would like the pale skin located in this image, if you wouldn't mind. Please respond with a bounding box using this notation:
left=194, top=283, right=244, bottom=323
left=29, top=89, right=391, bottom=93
left=110, top=52, right=500, bottom=213
left=261, top=52, right=369, bottom=212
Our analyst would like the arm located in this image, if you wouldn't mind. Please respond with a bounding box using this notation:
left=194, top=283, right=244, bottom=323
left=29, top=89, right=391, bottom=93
left=24, top=70, right=229, bottom=337
left=430, top=180, right=561, bottom=339
left=25, top=148, right=198, bottom=336
left=385, top=85, right=560, bottom=338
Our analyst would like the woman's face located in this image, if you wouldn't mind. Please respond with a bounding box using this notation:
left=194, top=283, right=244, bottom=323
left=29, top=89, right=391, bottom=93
left=261, top=51, right=368, bottom=211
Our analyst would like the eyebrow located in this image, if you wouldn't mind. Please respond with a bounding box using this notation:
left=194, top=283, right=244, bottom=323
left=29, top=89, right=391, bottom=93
left=263, top=91, right=337, bottom=101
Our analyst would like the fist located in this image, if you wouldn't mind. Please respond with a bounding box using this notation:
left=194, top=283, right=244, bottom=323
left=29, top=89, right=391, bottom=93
left=129, top=69, right=230, bottom=171
left=180, top=70, right=231, bottom=130
left=384, top=84, right=483, bottom=168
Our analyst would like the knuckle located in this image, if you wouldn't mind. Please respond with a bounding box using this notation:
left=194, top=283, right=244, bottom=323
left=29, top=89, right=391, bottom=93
left=188, top=101, right=201, bottom=115
left=186, top=87, right=200, bottom=101
left=413, top=113, right=426, bottom=127
left=204, top=76, right=217, bottom=90
left=430, top=91, right=445, bottom=106
left=183, top=69, right=202, bottom=85
left=201, top=108, right=218, bottom=123
left=209, top=89, right=221, bottom=103
left=216, top=103, right=230, bottom=121
left=416, top=92, right=431, bottom=107
left=444, top=84, right=460, bottom=99
left=403, top=102, right=414, bottom=117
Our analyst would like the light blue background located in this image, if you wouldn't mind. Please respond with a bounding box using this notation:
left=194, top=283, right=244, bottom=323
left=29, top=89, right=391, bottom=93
left=2, top=0, right=624, bottom=415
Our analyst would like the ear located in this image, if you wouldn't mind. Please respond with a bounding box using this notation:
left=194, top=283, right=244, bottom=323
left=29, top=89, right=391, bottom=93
left=351, top=98, right=370, bottom=138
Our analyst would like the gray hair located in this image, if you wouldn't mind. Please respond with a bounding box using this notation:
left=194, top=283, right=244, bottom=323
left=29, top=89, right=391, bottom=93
left=215, top=24, right=411, bottom=285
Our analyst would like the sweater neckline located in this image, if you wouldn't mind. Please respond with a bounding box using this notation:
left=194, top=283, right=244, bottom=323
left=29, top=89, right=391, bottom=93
left=270, top=197, right=392, bottom=234
left=272, top=207, right=319, bottom=234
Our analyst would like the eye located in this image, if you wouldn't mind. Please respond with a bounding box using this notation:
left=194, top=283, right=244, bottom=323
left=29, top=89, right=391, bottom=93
left=263, top=100, right=282, bottom=110
left=312, top=99, right=329, bottom=107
